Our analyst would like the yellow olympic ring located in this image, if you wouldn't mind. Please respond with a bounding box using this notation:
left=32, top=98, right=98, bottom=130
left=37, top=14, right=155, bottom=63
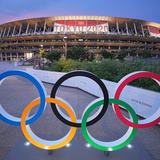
left=21, top=97, right=77, bottom=150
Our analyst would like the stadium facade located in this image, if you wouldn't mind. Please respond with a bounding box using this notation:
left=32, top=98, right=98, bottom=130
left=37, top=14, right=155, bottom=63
left=0, top=16, right=160, bottom=61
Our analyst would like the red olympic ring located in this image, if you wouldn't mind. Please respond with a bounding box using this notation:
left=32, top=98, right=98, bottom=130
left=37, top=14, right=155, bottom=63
left=114, top=71, right=160, bottom=128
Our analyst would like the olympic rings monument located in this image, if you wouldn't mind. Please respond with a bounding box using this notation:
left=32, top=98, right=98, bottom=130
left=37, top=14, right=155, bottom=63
left=0, top=66, right=160, bottom=160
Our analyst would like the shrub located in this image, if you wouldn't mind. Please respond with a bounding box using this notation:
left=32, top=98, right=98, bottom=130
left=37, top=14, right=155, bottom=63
left=100, top=49, right=114, bottom=59
left=67, top=46, right=87, bottom=61
left=50, top=59, right=81, bottom=72
left=45, top=51, right=61, bottom=62
left=49, top=59, right=160, bottom=92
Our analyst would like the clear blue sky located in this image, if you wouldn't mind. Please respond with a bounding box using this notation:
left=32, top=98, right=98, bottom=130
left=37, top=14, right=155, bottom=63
left=0, top=0, right=160, bottom=24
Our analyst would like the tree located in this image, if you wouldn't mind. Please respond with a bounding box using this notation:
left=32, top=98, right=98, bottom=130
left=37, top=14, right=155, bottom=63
left=45, top=50, right=61, bottom=62
left=39, top=48, right=46, bottom=58
left=138, top=50, right=152, bottom=58
left=100, top=49, right=114, bottom=59
left=128, top=49, right=137, bottom=57
left=116, top=50, right=128, bottom=60
left=67, top=46, right=87, bottom=61
left=86, top=49, right=95, bottom=61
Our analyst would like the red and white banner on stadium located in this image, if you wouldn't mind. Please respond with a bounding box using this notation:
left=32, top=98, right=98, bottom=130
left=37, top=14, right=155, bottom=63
left=53, top=20, right=109, bottom=33
left=148, top=26, right=160, bottom=38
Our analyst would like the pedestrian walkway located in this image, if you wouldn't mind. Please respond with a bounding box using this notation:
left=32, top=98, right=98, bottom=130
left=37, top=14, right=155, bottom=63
left=0, top=62, right=160, bottom=160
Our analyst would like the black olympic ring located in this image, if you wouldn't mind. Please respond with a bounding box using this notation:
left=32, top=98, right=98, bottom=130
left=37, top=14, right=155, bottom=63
left=50, top=70, right=109, bottom=127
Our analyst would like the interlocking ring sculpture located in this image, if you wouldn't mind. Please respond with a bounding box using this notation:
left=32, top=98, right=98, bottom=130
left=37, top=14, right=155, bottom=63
left=0, top=70, right=160, bottom=151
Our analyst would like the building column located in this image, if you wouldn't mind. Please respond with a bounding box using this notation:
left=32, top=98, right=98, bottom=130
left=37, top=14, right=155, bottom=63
left=18, top=25, right=22, bottom=36
left=2, top=28, right=6, bottom=37
left=141, top=24, right=145, bottom=37
left=116, top=22, right=120, bottom=34
left=125, top=22, right=129, bottom=35
left=0, top=28, right=3, bottom=37
left=5, top=53, right=7, bottom=61
left=43, top=21, right=46, bottom=34
left=26, top=24, right=29, bottom=35
left=10, top=53, right=12, bottom=61
left=34, top=23, right=37, bottom=34
left=12, top=26, right=16, bottom=36
left=133, top=23, right=137, bottom=36
left=7, top=27, right=11, bottom=37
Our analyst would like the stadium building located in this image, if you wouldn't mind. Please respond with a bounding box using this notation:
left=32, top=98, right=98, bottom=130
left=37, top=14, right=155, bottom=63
left=0, top=16, right=160, bottom=61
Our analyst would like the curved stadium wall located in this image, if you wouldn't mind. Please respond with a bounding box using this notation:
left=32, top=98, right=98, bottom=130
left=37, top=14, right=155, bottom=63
left=0, top=16, right=160, bottom=61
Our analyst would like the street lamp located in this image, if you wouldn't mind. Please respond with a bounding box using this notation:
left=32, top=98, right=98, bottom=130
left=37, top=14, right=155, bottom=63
left=63, top=36, right=68, bottom=59
left=40, top=44, right=44, bottom=69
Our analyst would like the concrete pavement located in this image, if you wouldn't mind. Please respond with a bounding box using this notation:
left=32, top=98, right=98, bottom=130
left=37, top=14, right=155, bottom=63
left=0, top=62, right=160, bottom=160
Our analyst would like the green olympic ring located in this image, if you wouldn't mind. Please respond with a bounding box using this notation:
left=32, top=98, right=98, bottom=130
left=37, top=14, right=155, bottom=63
left=81, top=98, right=138, bottom=151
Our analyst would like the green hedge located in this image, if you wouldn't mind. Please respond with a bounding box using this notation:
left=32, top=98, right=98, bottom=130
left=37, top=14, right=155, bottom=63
left=49, top=59, right=160, bottom=92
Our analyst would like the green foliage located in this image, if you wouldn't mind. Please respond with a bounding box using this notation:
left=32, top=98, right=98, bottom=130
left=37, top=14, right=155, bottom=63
left=67, top=46, right=88, bottom=61
left=100, top=49, right=114, bottom=59
left=39, top=48, right=46, bottom=58
left=86, top=51, right=95, bottom=61
left=51, top=59, right=81, bottom=72
left=49, top=59, right=160, bottom=92
left=45, top=51, right=61, bottom=62
left=116, top=50, right=128, bottom=60
left=138, top=50, right=152, bottom=58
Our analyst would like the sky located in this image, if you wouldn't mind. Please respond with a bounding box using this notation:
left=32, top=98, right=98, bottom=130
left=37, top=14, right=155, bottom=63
left=0, top=0, right=160, bottom=24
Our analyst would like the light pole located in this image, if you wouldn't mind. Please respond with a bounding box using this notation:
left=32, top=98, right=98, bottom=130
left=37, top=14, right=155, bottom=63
left=40, top=44, right=44, bottom=69
left=63, top=36, right=68, bottom=59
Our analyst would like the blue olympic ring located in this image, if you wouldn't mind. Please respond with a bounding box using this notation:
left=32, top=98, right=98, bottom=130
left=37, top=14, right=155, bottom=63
left=0, top=70, right=47, bottom=126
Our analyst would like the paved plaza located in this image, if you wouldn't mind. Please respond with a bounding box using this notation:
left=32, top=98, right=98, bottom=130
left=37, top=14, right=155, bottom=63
left=0, top=62, right=160, bottom=160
